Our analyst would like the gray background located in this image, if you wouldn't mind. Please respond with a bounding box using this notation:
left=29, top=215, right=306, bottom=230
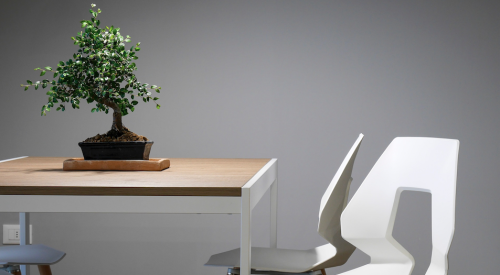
left=0, top=0, right=498, bottom=274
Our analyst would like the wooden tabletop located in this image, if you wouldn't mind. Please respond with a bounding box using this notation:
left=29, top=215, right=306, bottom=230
left=0, top=157, right=271, bottom=196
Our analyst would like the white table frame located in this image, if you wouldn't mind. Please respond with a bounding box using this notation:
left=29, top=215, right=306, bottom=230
left=0, top=156, right=278, bottom=275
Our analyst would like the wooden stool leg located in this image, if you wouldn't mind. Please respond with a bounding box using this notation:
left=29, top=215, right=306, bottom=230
left=321, top=269, right=327, bottom=275
left=38, top=265, right=52, bottom=275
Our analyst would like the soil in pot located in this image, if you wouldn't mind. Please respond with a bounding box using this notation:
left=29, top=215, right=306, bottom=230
left=82, top=126, right=149, bottom=142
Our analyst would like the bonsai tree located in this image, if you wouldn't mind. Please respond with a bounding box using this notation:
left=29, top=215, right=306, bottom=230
left=21, top=4, right=161, bottom=138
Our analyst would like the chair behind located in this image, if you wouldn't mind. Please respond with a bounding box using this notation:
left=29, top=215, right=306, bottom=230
left=315, top=133, right=363, bottom=269
left=318, top=134, right=364, bottom=253
left=205, top=134, right=365, bottom=274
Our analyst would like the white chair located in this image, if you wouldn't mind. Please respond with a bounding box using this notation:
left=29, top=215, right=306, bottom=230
left=206, top=134, right=364, bottom=275
left=0, top=244, right=66, bottom=275
left=339, top=137, right=459, bottom=275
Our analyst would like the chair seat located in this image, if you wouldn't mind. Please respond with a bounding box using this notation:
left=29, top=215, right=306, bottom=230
left=0, top=244, right=66, bottom=265
left=206, top=244, right=338, bottom=273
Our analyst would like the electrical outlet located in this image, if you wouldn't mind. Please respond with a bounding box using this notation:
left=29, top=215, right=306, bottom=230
left=2, top=224, right=32, bottom=245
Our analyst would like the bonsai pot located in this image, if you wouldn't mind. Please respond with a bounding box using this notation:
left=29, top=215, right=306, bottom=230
left=78, top=141, right=154, bottom=160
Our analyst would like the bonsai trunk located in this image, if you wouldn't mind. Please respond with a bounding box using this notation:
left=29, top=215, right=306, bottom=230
left=112, top=109, right=124, bottom=132
left=101, top=99, right=125, bottom=134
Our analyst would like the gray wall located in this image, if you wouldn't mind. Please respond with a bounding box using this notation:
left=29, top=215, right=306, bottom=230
left=1, top=0, right=499, bottom=274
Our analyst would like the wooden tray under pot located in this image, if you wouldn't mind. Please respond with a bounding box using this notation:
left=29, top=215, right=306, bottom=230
left=63, top=158, right=170, bottom=171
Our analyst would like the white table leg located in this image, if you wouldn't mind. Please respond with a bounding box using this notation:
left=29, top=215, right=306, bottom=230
left=270, top=179, right=278, bottom=248
left=239, top=158, right=278, bottom=275
left=19, top=212, right=30, bottom=275
left=240, top=188, right=251, bottom=275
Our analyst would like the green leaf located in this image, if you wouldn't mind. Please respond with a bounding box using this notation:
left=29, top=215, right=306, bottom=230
left=27, top=80, right=32, bottom=85
left=91, top=3, right=96, bottom=8
left=156, top=104, right=161, bottom=109
left=34, top=67, right=41, bottom=70
left=135, top=47, right=140, bottom=51
left=91, top=108, right=97, bottom=113
left=21, top=5, right=162, bottom=117
left=24, top=86, right=29, bottom=91
left=35, top=84, right=39, bottom=90
left=153, top=97, right=159, bottom=101
left=155, top=89, right=160, bottom=93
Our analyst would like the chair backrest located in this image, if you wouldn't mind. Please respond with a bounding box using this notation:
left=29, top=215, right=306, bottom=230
left=340, top=137, right=459, bottom=273
left=318, top=134, right=363, bottom=247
